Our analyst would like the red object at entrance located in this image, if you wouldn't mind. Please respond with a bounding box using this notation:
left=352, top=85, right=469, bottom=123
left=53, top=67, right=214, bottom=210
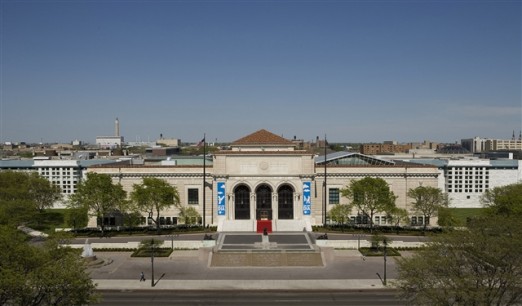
left=256, top=220, right=272, bottom=233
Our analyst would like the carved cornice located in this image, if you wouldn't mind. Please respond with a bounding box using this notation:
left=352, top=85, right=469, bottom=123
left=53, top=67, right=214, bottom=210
left=315, top=173, right=439, bottom=178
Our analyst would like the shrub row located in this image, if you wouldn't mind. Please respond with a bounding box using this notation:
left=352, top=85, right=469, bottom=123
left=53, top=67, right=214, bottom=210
left=71, top=225, right=217, bottom=237
left=312, top=224, right=444, bottom=235
left=131, top=248, right=173, bottom=257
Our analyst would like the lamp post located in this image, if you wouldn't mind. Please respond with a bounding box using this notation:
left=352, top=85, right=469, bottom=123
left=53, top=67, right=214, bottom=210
left=150, top=238, right=155, bottom=287
left=383, top=239, right=388, bottom=286
left=353, top=233, right=363, bottom=250
left=168, top=234, right=179, bottom=250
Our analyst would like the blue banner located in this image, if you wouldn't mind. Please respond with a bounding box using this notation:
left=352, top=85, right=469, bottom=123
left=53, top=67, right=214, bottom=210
left=303, top=182, right=311, bottom=215
left=217, top=182, right=226, bottom=216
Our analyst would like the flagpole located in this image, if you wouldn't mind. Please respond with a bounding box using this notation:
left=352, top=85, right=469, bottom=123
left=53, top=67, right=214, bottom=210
left=203, top=133, right=206, bottom=228
left=323, top=134, right=328, bottom=227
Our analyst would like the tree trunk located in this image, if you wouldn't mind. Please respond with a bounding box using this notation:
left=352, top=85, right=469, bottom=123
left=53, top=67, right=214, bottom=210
left=369, top=211, right=374, bottom=233
left=99, top=214, right=105, bottom=237
left=156, top=209, right=161, bottom=234
left=422, top=215, right=428, bottom=235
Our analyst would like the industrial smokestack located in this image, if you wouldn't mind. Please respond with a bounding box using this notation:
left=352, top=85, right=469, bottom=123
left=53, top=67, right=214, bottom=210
left=115, top=118, right=120, bottom=137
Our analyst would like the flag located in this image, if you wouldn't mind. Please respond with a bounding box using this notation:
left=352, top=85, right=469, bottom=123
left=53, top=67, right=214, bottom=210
left=197, top=138, right=205, bottom=147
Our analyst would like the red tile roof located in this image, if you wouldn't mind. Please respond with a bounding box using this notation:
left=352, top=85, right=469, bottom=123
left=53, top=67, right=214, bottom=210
left=231, top=129, right=294, bottom=146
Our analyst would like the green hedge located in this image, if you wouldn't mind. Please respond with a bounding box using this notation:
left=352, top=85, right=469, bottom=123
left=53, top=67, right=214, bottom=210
left=71, top=225, right=217, bottom=237
left=359, top=247, right=401, bottom=257
left=131, top=248, right=173, bottom=257
left=312, top=224, right=444, bottom=235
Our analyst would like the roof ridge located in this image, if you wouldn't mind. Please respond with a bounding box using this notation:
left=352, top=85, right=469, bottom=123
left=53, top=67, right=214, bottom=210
left=231, top=129, right=294, bottom=146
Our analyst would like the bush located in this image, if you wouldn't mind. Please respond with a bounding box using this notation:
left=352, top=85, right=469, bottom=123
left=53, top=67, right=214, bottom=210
left=71, top=224, right=217, bottom=237
left=312, top=224, right=444, bottom=235
left=131, top=248, right=173, bottom=257
left=359, top=247, right=401, bottom=257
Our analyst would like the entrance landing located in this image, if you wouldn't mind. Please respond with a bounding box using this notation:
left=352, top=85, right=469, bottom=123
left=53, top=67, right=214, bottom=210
left=210, top=232, right=324, bottom=267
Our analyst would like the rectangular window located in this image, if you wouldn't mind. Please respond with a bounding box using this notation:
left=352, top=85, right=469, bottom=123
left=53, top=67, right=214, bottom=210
left=188, top=188, right=199, bottom=205
left=329, top=188, right=340, bottom=204
left=411, top=216, right=417, bottom=225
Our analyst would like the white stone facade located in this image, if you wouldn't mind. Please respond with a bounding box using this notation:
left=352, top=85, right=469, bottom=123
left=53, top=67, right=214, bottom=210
left=34, top=160, right=82, bottom=208
left=86, top=130, right=442, bottom=231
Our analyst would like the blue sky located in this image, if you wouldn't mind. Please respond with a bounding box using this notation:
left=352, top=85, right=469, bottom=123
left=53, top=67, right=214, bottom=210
left=1, top=0, right=520, bottom=144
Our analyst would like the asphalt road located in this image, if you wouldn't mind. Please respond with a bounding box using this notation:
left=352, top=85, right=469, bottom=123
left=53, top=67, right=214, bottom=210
left=93, top=289, right=404, bottom=306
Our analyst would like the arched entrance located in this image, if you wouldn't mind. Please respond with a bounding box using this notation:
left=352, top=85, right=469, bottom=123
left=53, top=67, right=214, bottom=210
left=234, top=185, right=250, bottom=220
left=278, top=184, right=294, bottom=219
left=256, top=184, right=272, bottom=220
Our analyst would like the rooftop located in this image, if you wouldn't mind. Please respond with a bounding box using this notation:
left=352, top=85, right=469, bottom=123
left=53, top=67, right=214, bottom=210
left=231, top=129, right=295, bottom=147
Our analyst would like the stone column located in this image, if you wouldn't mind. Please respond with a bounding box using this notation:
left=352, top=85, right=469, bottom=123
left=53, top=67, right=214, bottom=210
left=294, top=192, right=301, bottom=219
left=250, top=193, right=256, bottom=220
left=272, top=192, right=278, bottom=220
left=229, top=193, right=235, bottom=220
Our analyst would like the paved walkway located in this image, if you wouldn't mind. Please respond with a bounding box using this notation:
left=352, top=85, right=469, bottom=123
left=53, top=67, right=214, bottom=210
left=89, top=247, right=400, bottom=290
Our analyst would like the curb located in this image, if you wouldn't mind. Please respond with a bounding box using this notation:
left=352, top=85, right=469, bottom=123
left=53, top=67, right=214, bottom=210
left=94, top=279, right=395, bottom=291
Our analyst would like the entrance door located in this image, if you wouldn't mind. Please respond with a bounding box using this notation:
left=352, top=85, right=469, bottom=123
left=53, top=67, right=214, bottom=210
left=256, top=184, right=272, bottom=220
left=278, top=185, right=294, bottom=219
left=234, top=185, right=250, bottom=220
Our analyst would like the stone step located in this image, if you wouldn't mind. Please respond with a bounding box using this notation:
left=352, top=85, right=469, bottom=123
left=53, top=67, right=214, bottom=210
left=210, top=251, right=324, bottom=267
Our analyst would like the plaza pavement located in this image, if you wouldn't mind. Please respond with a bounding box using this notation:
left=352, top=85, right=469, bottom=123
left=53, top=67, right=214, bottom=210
left=88, top=232, right=408, bottom=291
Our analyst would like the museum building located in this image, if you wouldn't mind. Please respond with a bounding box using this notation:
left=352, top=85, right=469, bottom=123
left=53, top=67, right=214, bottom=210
left=88, top=129, right=440, bottom=232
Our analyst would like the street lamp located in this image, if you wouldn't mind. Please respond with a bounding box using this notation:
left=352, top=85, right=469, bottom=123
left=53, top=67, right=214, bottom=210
left=353, top=233, right=363, bottom=250
left=167, top=234, right=179, bottom=250
left=150, top=238, right=155, bottom=287
left=383, top=239, right=388, bottom=286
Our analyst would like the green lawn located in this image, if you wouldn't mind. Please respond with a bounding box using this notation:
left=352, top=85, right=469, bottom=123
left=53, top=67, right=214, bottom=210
left=449, top=208, right=485, bottom=225
left=29, top=209, right=68, bottom=232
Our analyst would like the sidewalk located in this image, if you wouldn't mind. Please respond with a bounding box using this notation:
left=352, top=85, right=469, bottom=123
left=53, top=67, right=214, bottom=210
left=89, top=247, right=398, bottom=291
left=94, top=279, right=393, bottom=290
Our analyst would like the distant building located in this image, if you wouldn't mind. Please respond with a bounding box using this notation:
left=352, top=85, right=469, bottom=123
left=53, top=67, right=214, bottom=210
left=360, top=142, right=411, bottom=155
left=0, top=158, right=120, bottom=208
left=462, top=133, right=522, bottom=153
left=96, top=118, right=124, bottom=148
left=461, top=137, right=488, bottom=153
left=145, top=147, right=180, bottom=156
left=485, top=139, right=522, bottom=151
left=157, top=138, right=181, bottom=147
left=96, top=136, right=124, bottom=148
left=404, top=157, right=522, bottom=208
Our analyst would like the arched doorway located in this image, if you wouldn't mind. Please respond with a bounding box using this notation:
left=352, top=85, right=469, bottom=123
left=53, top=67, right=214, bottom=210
left=234, top=185, right=250, bottom=220
left=256, top=184, right=272, bottom=220
left=278, top=185, right=294, bottom=219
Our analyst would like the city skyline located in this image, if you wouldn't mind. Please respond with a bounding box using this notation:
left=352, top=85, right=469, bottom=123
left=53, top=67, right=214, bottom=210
left=1, top=0, right=521, bottom=144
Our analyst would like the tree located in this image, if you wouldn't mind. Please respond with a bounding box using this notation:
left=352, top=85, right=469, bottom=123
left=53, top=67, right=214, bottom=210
left=327, top=204, right=352, bottom=224
left=64, top=206, right=89, bottom=229
left=481, top=182, right=522, bottom=217
left=436, top=207, right=460, bottom=227
left=0, top=171, right=61, bottom=226
left=0, top=226, right=98, bottom=305
left=340, top=177, right=397, bottom=232
left=385, top=207, right=409, bottom=233
left=69, top=172, right=127, bottom=235
left=178, top=206, right=201, bottom=225
left=27, top=172, right=62, bottom=212
left=396, top=215, right=522, bottom=305
left=407, top=186, right=449, bottom=233
left=130, top=177, right=180, bottom=232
